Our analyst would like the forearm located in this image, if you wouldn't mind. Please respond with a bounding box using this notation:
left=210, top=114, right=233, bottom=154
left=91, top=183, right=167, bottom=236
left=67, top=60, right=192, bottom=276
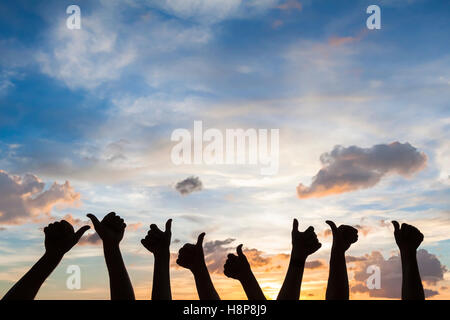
left=326, top=250, right=348, bottom=300
left=152, top=252, right=172, bottom=300
left=103, top=244, right=135, bottom=300
left=193, top=266, right=220, bottom=300
left=400, top=250, right=424, bottom=300
left=2, top=252, right=62, bottom=300
left=277, top=256, right=305, bottom=300
left=240, top=272, right=266, bottom=300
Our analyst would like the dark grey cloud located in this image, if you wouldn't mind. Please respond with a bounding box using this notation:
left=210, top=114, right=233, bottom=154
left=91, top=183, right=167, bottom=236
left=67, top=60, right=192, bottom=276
left=305, top=260, right=325, bottom=269
left=351, top=249, right=446, bottom=298
left=78, top=233, right=101, bottom=246
left=203, top=238, right=236, bottom=274
left=175, top=176, right=203, bottom=195
left=297, top=142, right=427, bottom=198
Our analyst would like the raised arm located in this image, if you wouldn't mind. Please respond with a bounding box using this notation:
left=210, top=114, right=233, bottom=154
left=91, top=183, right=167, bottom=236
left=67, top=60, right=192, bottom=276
left=224, top=244, right=266, bottom=300
left=392, top=221, right=425, bottom=300
left=2, top=220, right=89, bottom=300
left=88, top=212, right=135, bottom=300
left=325, top=220, right=358, bottom=300
left=277, top=219, right=321, bottom=300
left=141, top=219, right=173, bottom=300
left=176, top=233, right=220, bottom=300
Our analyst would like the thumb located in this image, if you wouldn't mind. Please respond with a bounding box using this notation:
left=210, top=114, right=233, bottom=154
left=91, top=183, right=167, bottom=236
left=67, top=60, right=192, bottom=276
left=87, top=214, right=101, bottom=230
left=165, top=219, right=172, bottom=233
left=326, top=220, right=338, bottom=234
left=196, top=232, right=206, bottom=247
left=292, top=218, right=299, bottom=232
left=236, top=244, right=244, bottom=257
left=392, top=221, right=400, bottom=232
left=74, top=225, right=90, bottom=242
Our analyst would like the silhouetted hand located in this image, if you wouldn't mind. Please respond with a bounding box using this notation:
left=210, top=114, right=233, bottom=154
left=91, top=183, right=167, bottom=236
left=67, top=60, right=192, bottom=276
left=392, top=221, right=425, bottom=300
left=141, top=219, right=172, bottom=256
left=392, top=221, right=423, bottom=254
left=177, top=233, right=206, bottom=273
left=87, top=212, right=134, bottom=300
left=177, top=233, right=220, bottom=300
left=326, top=220, right=358, bottom=253
left=87, top=212, right=126, bottom=246
left=224, top=244, right=251, bottom=281
left=325, top=220, right=357, bottom=300
left=3, top=219, right=89, bottom=300
left=277, top=219, right=321, bottom=300
left=44, top=220, right=90, bottom=257
left=225, top=244, right=266, bottom=300
left=291, top=219, right=321, bottom=262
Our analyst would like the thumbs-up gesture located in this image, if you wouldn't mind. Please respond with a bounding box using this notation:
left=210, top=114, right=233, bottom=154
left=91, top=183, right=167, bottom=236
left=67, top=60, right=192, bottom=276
left=392, top=221, right=423, bottom=254
left=326, top=220, right=358, bottom=253
left=141, top=219, right=172, bottom=256
left=87, top=212, right=126, bottom=246
left=224, top=244, right=251, bottom=281
left=44, top=220, right=90, bottom=257
left=176, top=233, right=207, bottom=273
left=291, top=219, right=322, bottom=262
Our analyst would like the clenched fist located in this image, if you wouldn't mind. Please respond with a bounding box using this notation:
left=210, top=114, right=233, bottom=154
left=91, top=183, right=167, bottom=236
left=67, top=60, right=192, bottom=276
left=177, top=233, right=206, bottom=273
left=291, top=219, right=322, bottom=262
left=87, top=212, right=126, bottom=246
left=44, top=220, right=90, bottom=257
left=141, top=219, right=172, bottom=256
left=326, top=220, right=358, bottom=253
left=392, top=221, right=423, bottom=254
left=224, top=244, right=251, bottom=281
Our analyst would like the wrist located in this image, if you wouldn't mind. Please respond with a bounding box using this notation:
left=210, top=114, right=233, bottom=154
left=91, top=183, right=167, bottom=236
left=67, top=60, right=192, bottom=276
left=290, top=253, right=307, bottom=266
left=191, top=263, right=208, bottom=276
left=43, top=251, right=64, bottom=262
left=400, top=248, right=417, bottom=261
left=154, top=250, right=171, bottom=260
left=103, top=242, right=120, bottom=251
left=331, top=245, right=346, bottom=256
left=237, top=269, right=254, bottom=283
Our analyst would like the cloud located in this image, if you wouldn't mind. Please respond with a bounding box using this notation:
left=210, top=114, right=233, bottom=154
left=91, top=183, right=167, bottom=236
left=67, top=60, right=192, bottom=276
left=200, top=238, right=274, bottom=274
left=297, top=142, right=427, bottom=198
left=37, top=3, right=211, bottom=90
left=203, top=238, right=236, bottom=273
left=78, top=233, right=101, bottom=246
left=127, top=222, right=143, bottom=231
left=305, top=259, right=325, bottom=269
left=37, top=16, right=136, bottom=90
left=351, top=249, right=447, bottom=298
left=151, top=0, right=281, bottom=24
left=328, top=29, right=367, bottom=47
left=276, top=0, right=302, bottom=11
left=354, top=224, right=372, bottom=237
left=175, top=176, right=203, bottom=195
left=0, top=170, right=80, bottom=225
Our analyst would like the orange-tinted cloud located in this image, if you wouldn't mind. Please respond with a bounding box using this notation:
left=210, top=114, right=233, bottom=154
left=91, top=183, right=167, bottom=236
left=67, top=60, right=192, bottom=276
left=0, top=170, right=80, bottom=225
left=127, top=222, right=143, bottom=231
left=78, top=232, right=101, bottom=246
left=328, top=29, right=368, bottom=47
left=297, top=142, right=427, bottom=199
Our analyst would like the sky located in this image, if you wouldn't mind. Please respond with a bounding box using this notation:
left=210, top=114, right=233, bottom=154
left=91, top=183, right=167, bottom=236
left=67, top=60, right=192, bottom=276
left=0, top=0, right=449, bottom=300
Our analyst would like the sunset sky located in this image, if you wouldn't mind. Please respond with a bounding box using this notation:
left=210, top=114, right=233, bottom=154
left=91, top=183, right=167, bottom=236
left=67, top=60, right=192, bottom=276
left=0, top=0, right=449, bottom=299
